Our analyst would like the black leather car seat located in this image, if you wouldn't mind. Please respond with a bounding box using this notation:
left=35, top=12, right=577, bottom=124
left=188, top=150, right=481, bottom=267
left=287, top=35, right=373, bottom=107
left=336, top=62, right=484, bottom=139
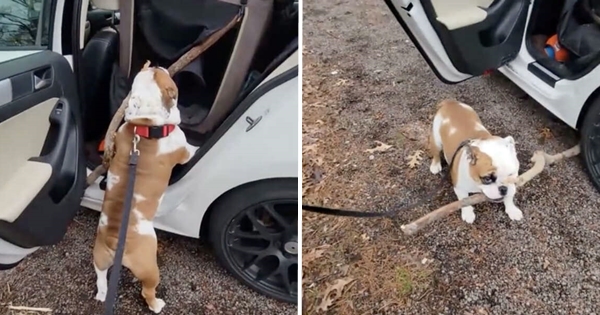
left=81, top=27, right=119, bottom=141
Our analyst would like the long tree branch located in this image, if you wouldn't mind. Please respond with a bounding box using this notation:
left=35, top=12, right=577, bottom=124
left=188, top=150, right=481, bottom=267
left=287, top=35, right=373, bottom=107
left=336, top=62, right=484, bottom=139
left=400, top=144, right=581, bottom=235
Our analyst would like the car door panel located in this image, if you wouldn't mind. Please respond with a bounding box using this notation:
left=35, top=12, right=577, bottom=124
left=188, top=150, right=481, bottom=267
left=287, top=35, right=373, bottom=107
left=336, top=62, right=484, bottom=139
left=0, top=50, right=85, bottom=250
left=385, top=0, right=530, bottom=83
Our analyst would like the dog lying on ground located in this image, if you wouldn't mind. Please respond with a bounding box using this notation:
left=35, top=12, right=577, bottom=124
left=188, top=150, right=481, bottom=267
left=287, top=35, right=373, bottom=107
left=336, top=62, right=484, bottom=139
left=92, top=61, right=197, bottom=313
left=428, top=100, right=522, bottom=224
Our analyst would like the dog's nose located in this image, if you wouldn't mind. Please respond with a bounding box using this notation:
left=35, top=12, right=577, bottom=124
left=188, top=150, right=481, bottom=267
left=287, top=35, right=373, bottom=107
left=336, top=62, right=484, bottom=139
left=499, top=186, right=508, bottom=196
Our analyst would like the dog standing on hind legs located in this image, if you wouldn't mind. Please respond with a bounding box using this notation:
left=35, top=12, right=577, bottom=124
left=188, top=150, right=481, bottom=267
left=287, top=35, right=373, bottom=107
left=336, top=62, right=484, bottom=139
left=92, top=61, right=198, bottom=313
left=428, top=100, right=523, bottom=224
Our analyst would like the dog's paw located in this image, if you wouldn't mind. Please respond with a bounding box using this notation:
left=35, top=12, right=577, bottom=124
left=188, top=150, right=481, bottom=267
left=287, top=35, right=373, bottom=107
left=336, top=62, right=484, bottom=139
left=461, top=207, right=476, bottom=224
left=149, top=298, right=166, bottom=314
left=95, top=290, right=107, bottom=302
left=506, top=206, right=523, bottom=221
left=429, top=161, right=442, bottom=174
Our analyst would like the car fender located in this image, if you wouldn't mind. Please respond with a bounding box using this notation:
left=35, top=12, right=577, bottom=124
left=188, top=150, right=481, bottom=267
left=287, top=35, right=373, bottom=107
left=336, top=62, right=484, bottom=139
left=153, top=74, right=299, bottom=237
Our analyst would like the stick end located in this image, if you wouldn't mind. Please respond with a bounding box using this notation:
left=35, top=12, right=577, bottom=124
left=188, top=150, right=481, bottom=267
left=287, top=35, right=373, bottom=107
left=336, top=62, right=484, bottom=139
left=400, top=224, right=417, bottom=235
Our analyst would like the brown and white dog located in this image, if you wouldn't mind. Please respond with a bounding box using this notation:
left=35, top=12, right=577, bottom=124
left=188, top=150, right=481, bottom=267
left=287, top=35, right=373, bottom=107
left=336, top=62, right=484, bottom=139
left=428, top=100, right=522, bottom=224
left=92, top=62, right=197, bottom=313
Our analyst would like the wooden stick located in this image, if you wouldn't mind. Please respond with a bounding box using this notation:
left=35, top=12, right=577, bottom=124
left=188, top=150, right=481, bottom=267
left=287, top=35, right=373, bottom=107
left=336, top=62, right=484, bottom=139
left=8, top=305, right=53, bottom=312
left=84, top=14, right=242, bottom=186
left=400, top=144, right=581, bottom=235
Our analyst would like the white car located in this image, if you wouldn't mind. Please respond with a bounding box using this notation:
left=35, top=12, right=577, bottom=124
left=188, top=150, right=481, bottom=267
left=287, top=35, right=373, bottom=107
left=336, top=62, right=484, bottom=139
left=386, top=0, right=600, bottom=190
left=0, top=0, right=298, bottom=304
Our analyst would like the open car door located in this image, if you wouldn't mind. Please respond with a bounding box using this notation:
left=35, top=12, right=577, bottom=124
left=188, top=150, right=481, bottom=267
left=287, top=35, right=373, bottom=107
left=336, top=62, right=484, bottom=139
left=384, top=0, right=530, bottom=83
left=0, top=51, right=86, bottom=270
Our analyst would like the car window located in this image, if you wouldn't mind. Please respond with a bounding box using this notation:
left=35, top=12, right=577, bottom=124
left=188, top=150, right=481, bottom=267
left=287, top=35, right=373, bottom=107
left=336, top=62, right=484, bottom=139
left=0, top=0, right=51, bottom=49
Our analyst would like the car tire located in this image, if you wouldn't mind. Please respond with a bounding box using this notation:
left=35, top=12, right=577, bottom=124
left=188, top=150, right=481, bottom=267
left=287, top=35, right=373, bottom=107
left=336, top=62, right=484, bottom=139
left=207, top=178, right=298, bottom=304
left=580, top=97, right=600, bottom=192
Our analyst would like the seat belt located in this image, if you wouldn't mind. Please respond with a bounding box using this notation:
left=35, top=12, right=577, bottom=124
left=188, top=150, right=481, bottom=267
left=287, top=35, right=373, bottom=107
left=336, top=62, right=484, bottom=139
left=118, top=0, right=135, bottom=77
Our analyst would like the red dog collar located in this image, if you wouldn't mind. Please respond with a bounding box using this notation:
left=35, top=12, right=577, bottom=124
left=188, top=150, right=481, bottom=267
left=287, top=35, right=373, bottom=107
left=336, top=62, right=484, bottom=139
left=133, top=125, right=176, bottom=139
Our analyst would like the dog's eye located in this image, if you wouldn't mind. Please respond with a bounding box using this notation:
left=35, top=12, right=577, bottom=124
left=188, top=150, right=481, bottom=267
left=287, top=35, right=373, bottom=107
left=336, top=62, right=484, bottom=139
left=480, top=174, right=496, bottom=185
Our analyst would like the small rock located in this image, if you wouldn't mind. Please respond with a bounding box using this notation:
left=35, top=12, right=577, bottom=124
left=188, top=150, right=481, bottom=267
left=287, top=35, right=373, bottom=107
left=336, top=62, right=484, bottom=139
left=331, top=70, right=338, bottom=75
left=369, top=155, right=375, bottom=160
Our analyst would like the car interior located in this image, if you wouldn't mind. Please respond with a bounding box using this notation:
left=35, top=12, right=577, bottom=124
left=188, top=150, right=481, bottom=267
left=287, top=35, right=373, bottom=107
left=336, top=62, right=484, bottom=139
left=78, top=0, right=298, bottom=181
left=407, top=0, right=530, bottom=76
left=526, top=0, right=600, bottom=81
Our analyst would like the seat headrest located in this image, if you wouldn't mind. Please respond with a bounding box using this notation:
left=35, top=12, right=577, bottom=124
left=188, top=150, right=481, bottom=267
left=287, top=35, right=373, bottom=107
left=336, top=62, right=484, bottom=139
left=92, top=0, right=119, bottom=10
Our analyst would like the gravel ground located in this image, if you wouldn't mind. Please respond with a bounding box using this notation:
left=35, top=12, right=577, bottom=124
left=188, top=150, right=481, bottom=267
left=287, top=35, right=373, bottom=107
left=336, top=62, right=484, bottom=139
left=0, top=208, right=296, bottom=315
left=302, top=0, right=600, bottom=314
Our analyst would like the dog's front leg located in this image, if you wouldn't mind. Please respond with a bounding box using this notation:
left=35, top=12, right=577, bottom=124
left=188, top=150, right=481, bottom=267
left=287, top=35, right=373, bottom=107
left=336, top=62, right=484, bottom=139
left=503, top=184, right=523, bottom=221
left=454, top=187, right=476, bottom=223
left=181, top=143, right=199, bottom=164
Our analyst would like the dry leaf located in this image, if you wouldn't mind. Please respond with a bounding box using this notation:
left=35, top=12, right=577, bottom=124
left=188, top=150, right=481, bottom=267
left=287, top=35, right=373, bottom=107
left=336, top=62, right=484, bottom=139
left=477, top=308, right=489, bottom=315
left=406, top=150, right=424, bottom=168
left=303, top=144, right=318, bottom=154
left=315, top=277, right=356, bottom=312
left=312, top=156, right=324, bottom=166
left=365, top=141, right=392, bottom=154
left=539, top=127, right=553, bottom=139
left=157, top=240, right=165, bottom=255
left=303, top=249, right=325, bottom=266
left=340, top=265, right=350, bottom=276
left=335, top=79, right=349, bottom=86
left=316, top=295, right=334, bottom=313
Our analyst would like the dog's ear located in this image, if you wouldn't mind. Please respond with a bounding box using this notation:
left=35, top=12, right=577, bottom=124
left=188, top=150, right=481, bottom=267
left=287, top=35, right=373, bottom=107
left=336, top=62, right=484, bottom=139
left=164, top=85, right=178, bottom=103
left=153, top=69, right=178, bottom=108
left=142, top=60, right=151, bottom=70
left=503, top=135, right=517, bottom=154
left=465, top=145, right=479, bottom=165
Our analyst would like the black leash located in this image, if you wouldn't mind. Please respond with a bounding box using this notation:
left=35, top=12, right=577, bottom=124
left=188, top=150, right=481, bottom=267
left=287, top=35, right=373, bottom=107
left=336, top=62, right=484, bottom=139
left=103, top=134, right=140, bottom=315
left=302, top=139, right=472, bottom=218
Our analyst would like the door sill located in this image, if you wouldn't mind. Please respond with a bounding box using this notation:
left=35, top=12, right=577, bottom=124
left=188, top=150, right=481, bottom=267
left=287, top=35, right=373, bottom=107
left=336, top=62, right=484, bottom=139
left=527, top=62, right=560, bottom=87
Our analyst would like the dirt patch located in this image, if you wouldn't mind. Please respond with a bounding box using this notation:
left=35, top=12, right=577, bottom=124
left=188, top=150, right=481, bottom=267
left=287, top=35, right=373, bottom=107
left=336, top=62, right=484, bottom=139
left=0, top=209, right=296, bottom=315
left=302, top=0, right=600, bottom=314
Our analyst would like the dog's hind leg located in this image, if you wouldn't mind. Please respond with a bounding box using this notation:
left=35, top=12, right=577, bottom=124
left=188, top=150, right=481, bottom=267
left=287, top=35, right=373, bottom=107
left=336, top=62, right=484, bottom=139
left=429, top=116, right=443, bottom=174
left=92, top=232, right=113, bottom=302
left=124, top=236, right=165, bottom=314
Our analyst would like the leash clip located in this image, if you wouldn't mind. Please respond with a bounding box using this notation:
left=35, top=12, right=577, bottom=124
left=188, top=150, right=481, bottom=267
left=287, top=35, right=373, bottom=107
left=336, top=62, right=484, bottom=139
left=131, top=127, right=140, bottom=156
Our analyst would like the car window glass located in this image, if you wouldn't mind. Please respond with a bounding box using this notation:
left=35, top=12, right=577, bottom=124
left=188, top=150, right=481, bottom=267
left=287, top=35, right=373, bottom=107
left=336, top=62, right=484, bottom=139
left=0, top=0, right=51, bottom=49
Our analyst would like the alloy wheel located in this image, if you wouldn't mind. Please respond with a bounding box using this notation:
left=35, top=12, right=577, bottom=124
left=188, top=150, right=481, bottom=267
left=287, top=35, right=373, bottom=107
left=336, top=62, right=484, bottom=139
left=223, top=199, right=298, bottom=303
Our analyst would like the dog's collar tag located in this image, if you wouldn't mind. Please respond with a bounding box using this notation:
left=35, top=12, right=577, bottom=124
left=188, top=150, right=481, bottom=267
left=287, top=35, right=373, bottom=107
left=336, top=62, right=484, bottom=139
left=133, top=125, right=176, bottom=139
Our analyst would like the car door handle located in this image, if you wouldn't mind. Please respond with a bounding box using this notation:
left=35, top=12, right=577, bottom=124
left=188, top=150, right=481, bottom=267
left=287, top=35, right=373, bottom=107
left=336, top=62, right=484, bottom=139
left=34, top=77, right=51, bottom=90
left=33, top=67, right=53, bottom=91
